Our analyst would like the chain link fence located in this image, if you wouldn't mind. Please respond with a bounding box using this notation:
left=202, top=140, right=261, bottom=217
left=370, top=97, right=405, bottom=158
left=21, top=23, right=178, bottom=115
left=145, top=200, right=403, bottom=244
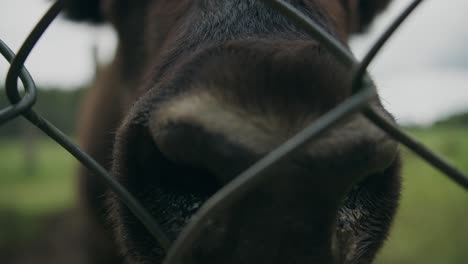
left=1, top=0, right=467, bottom=262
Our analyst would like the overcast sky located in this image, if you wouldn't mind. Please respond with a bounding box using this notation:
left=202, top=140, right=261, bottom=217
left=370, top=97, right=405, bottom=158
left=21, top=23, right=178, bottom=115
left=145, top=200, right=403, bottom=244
left=1, top=0, right=468, bottom=125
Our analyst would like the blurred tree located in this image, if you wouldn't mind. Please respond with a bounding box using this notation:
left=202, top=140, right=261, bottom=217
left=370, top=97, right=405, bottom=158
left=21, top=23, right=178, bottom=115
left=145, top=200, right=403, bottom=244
left=434, top=112, right=468, bottom=127
left=0, top=86, right=87, bottom=138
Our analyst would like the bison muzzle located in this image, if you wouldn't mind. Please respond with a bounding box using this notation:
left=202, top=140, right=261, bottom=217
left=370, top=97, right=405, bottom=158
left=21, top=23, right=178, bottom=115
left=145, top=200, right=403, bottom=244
left=66, top=0, right=401, bottom=263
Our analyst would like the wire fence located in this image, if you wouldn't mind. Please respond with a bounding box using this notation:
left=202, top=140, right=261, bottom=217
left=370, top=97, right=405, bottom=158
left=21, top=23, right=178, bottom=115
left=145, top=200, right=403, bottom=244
left=0, top=0, right=467, bottom=262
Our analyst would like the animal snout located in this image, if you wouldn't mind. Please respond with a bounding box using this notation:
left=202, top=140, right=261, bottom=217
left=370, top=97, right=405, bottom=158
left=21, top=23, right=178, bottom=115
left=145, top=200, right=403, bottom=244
left=105, top=39, right=402, bottom=263
left=139, top=40, right=400, bottom=263
left=149, top=40, right=398, bottom=189
left=150, top=95, right=398, bottom=193
left=65, top=0, right=402, bottom=262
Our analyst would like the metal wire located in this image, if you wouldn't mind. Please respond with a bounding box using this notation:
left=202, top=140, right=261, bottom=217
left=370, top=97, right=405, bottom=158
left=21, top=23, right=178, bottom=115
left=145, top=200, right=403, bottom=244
left=163, top=82, right=376, bottom=263
left=262, top=0, right=468, bottom=189
left=351, top=0, right=425, bottom=93
left=0, top=1, right=170, bottom=250
left=0, top=0, right=467, bottom=261
left=0, top=40, right=37, bottom=125
left=164, top=0, right=438, bottom=261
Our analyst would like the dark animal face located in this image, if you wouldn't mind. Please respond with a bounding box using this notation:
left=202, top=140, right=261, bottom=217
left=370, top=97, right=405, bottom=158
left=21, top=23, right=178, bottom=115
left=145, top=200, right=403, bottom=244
left=66, top=1, right=400, bottom=263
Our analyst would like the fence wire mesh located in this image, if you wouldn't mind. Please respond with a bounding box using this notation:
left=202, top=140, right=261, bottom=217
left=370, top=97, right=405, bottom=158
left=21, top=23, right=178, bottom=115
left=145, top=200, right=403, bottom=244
left=0, top=0, right=467, bottom=262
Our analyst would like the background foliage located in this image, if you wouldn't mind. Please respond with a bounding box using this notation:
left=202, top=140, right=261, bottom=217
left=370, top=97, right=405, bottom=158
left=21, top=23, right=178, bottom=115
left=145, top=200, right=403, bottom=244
left=0, top=87, right=86, bottom=138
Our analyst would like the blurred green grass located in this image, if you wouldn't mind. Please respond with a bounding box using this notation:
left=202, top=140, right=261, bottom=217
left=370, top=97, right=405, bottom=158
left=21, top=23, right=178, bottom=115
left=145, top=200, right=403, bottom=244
left=377, top=127, right=468, bottom=264
left=0, top=138, right=76, bottom=243
left=0, top=126, right=467, bottom=262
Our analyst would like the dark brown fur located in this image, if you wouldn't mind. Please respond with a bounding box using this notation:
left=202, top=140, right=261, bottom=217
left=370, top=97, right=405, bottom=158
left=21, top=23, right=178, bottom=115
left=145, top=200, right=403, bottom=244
left=66, top=1, right=399, bottom=263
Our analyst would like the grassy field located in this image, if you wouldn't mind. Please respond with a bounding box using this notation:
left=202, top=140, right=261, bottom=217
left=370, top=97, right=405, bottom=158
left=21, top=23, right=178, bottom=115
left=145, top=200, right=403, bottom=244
left=377, top=126, right=468, bottom=264
left=0, top=139, right=76, bottom=244
left=0, top=126, right=467, bottom=262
